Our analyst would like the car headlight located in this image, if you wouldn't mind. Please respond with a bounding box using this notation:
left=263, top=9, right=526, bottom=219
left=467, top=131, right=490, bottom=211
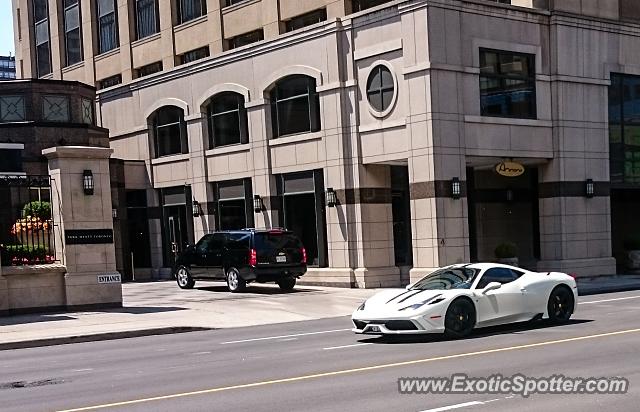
left=399, top=295, right=445, bottom=311
left=357, top=301, right=366, bottom=311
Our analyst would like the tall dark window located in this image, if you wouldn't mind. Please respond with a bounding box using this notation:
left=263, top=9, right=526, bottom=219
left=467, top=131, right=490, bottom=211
left=152, top=106, right=189, bottom=158
left=97, top=0, right=118, bottom=53
left=285, top=9, right=327, bottom=32
left=270, top=75, right=321, bottom=138
left=136, top=0, right=159, bottom=39
left=480, top=49, right=536, bottom=118
left=215, top=179, right=253, bottom=230
left=609, top=74, right=640, bottom=184
left=33, top=0, right=51, bottom=77
left=63, top=0, right=82, bottom=66
left=352, top=0, right=392, bottom=12
left=207, top=92, right=248, bottom=148
left=177, top=0, right=206, bottom=24
left=366, top=65, right=395, bottom=113
left=227, top=29, right=263, bottom=49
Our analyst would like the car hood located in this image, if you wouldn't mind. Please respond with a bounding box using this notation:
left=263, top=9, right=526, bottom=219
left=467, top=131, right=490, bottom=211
left=357, top=288, right=466, bottom=316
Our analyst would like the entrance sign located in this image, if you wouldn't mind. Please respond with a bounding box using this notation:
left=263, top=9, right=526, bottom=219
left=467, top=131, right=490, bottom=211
left=495, top=161, right=525, bottom=177
left=97, top=273, right=121, bottom=284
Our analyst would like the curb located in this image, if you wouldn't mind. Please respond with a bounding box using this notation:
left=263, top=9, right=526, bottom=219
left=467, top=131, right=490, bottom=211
left=0, top=326, right=213, bottom=351
left=577, top=284, right=640, bottom=296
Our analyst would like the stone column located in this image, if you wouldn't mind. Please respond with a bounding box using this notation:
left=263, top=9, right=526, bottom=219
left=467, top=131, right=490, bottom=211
left=43, top=146, right=122, bottom=309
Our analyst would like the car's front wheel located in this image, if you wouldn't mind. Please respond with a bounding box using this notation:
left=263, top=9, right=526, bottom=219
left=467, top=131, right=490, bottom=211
left=226, top=267, right=246, bottom=293
left=277, top=276, right=296, bottom=291
left=444, top=298, right=476, bottom=339
left=547, top=285, right=574, bottom=324
left=176, top=266, right=195, bottom=289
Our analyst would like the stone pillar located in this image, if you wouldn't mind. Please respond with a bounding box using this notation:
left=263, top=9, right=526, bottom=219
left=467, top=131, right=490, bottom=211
left=352, top=164, right=400, bottom=288
left=43, top=146, right=122, bottom=309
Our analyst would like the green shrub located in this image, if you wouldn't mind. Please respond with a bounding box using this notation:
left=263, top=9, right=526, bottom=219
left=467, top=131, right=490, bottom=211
left=22, top=201, right=52, bottom=220
left=0, top=244, right=52, bottom=265
left=624, top=235, right=640, bottom=251
left=494, top=242, right=519, bottom=259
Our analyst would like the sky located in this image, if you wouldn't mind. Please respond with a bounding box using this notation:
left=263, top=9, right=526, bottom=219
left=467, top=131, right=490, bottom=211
left=0, top=3, right=15, bottom=56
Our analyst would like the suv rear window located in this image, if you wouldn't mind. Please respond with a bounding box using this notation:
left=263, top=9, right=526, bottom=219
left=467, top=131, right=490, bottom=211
left=254, top=232, right=302, bottom=250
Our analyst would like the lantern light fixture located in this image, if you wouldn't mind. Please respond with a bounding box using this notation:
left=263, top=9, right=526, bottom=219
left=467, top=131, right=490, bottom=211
left=451, top=177, right=461, bottom=199
left=253, top=195, right=263, bottom=213
left=326, top=187, right=337, bottom=207
left=82, top=170, right=94, bottom=195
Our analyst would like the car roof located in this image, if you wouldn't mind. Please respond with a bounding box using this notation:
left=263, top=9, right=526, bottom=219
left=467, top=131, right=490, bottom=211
left=448, top=262, right=531, bottom=271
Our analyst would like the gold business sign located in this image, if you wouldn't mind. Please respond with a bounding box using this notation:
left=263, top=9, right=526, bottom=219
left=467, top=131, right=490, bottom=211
left=495, top=161, right=525, bottom=177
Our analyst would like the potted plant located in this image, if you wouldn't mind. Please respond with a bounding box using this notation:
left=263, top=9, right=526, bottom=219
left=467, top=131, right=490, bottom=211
left=494, top=242, right=519, bottom=267
left=623, top=235, right=640, bottom=272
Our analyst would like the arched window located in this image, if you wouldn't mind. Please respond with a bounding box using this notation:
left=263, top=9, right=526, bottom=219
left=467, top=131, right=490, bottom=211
left=270, top=75, right=320, bottom=138
left=207, top=92, right=248, bottom=148
left=151, top=106, right=188, bottom=158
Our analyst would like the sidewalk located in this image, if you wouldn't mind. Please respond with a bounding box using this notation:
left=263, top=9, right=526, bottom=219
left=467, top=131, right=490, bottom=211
left=1, top=274, right=640, bottom=351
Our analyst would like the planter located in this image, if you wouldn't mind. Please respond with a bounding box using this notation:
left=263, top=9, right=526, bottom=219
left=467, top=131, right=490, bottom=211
left=627, top=250, right=640, bottom=271
left=497, top=257, right=519, bottom=267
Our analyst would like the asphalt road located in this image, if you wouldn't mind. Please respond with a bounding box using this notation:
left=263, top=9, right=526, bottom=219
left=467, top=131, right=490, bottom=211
left=2, top=290, right=640, bottom=412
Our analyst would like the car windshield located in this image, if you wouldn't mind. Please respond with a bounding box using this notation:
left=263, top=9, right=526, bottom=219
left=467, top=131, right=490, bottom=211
left=410, top=267, right=480, bottom=290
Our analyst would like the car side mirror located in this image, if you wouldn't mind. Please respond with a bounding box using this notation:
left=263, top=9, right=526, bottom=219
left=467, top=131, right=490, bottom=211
left=482, top=282, right=502, bottom=294
left=405, top=284, right=413, bottom=290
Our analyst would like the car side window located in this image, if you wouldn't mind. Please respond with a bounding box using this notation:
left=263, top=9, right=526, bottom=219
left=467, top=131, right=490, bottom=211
left=196, top=235, right=213, bottom=254
left=209, top=233, right=226, bottom=252
left=226, top=233, right=251, bottom=251
left=476, top=268, right=518, bottom=289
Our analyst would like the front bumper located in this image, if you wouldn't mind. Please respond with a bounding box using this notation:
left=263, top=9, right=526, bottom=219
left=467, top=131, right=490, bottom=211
left=351, top=316, right=445, bottom=335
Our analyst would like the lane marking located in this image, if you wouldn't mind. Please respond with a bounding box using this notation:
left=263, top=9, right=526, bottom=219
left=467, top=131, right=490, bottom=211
left=579, top=295, right=640, bottom=305
left=219, top=329, right=350, bottom=344
left=419, top=401, right=484, bottom=412
left=192, top=352, right=211, bottom=355
left=72, top=369, right=93, bottom=373
left=57, top=327, right=640, bottom=412
left=323, top=343, right=373, bottom=350
left=278, top=338, right=297, bottom=342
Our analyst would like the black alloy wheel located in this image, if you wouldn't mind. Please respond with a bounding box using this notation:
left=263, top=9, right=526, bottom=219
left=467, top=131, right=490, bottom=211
left=444, top=298, right=476, bottom=339
left=547, top=286, right=574, bottom=324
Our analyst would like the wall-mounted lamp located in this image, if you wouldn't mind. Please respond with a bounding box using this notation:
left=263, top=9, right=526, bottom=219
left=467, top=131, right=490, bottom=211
left=253, top=195, right=263, bottom=213
left=82, top=170, right=94, bottom=195
left=192, top=200, right=202, bottom=217
left=112, top=208, right=118, bottom=219
left=586, top=179, right=595, bottom=198
left=326, top=187, right=337, bottom=207
left=451, top=177, right=461, bottom=199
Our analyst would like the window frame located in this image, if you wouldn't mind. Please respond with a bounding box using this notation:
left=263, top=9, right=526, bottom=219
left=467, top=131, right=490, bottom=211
left=479, top=48, right=537, bottom=119
left=475, top=267, right=520, bottom=289
left=97, top=0, right=119, bottom=54
left=135, top=0, right=160, bottom=40
left=270, top=75, right=321, bottom=138
left=285, top=8, right=327, bottom=32
left=207, top=92, right=248, bottom=149
left=152, top=106, right=189, bottom=158
left=33, top=0, right=52, bottom=77
left=177, top=0, right=207, bottom=25
left=63, top=0, right=83, bottom=66
left=366, top=62, right=397, bottom=117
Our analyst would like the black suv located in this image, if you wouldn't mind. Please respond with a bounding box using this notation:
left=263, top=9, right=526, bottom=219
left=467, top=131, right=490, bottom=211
left=174, top=229, right=307, bottom=292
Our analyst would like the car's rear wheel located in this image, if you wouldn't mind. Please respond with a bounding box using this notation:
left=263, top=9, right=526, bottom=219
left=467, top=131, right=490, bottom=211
left=277, top=276, right=296, bottom=291
left=226, top=267, right=246, bottom=293
left=547, top=286, right=574, bottom=324
left=176, top=266, right=195, bottom=289
left=444, top=298, right=476, bottom=339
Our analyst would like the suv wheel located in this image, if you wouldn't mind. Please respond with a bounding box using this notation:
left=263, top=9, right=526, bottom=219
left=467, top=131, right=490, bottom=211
left=226, top=267, right=246, bottom=293
left=277, top=276, right=296, bottom=291
left=176, top=266, right=195, bottom=289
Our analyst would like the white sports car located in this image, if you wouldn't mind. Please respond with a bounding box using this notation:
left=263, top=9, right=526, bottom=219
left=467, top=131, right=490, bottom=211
left=352, top=263, right=578, bottom=338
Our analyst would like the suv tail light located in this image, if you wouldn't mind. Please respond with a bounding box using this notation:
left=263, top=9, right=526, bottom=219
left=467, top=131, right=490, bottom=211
left=249, top=249, right=257, bottom=266
left=301, top=248, right=307, bottom=264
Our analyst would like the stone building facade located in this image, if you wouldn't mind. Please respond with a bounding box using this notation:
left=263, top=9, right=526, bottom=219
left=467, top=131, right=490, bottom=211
left=13, top=0, right=640, bottom=286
